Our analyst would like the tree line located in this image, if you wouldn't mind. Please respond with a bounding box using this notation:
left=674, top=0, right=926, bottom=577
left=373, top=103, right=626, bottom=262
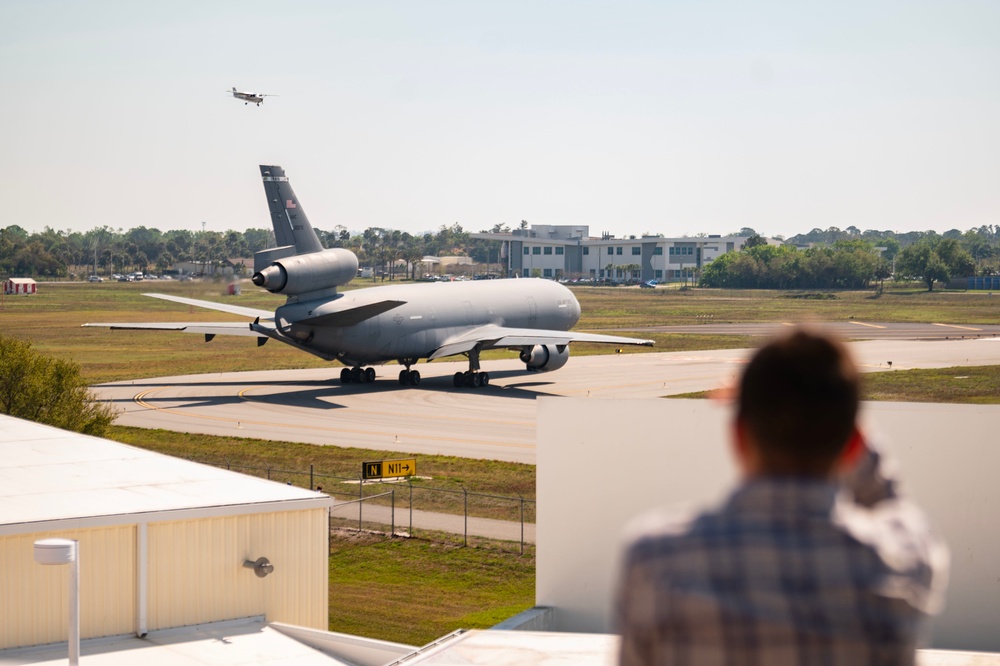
left=1, top=221, right=998, bottom=290
left=702, top=231, right=989, bottom=291
left=0, top=222, right=504, bottom=280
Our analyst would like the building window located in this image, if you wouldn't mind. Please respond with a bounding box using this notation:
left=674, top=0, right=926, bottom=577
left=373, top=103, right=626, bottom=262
left=555, top=246, right=564, bottom=255
left=653, top=247, right=663, bottom=256
left=532, top=247, right=541, bottom=255
left=616, top=247, right=623, bottom=255
left=523, top=246, right=529, bottom=255
left=631, top=247, right=641, bottom=255
left=523, top=268, right=530, bottom=277
left=583, top=247, right=590, bottom=255
left=654, top=269, right=663, bottom=279
left=544, top=246, right=553, bottom=255
left=607, top=247, right=613, bottom=255
left=543, top=268, right=552, bottom=278
left=669, top=247, right=676, bottom=255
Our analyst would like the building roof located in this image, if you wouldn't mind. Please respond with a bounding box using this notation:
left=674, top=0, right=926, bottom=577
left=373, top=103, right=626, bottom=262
left=0, top=415, right=332, bottom=535
left=3, top=278, right=36, bottom=284
left=0, top=618, right=353, bottom=666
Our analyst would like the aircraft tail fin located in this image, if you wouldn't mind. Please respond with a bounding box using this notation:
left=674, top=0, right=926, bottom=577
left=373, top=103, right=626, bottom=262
left=259, top=165, right=324, bottom=255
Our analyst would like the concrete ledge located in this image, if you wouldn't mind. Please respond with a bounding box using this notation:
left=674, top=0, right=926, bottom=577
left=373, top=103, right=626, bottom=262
left=918, top=649, right=1000, bottom=665
left=491, top=607, right=556, bottom=632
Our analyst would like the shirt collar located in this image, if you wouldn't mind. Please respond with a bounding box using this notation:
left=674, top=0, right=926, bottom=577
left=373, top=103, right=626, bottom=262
left=725, top=477, right=840, bottom=517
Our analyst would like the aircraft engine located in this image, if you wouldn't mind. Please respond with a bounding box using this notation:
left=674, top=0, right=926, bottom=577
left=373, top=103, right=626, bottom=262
left=519, top=344, right=570, bottom=372
left=252, top=248, right=359, bottom=296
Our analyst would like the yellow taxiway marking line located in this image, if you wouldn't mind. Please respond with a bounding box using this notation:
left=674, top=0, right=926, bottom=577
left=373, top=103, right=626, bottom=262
left=848, top=321, right=886, bottom=329
left=781, top=322, right=796, bottom=326
left=132, top=388, right=534, bottom=450
left=932, top=323, right=982, bottom=331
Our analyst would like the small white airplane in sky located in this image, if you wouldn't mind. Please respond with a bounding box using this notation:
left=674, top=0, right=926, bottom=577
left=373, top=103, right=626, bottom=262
left=228, top=87, right=278, bottom=106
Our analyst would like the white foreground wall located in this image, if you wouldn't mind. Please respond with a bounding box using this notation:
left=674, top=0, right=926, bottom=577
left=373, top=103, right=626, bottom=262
left=537, top=398, right=1000, bottom=652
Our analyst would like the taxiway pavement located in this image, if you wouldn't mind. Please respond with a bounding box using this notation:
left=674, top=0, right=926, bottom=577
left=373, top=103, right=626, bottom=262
left=92, top=336, right=1000, bottom=465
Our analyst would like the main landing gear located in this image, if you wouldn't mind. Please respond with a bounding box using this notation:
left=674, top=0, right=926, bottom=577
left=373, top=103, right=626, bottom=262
left=452, top=346, right=489, bottom=388
left=398, top=359, right=421, bottom=386
left=340, top=366, right=376, bottom=384
left=453, top=370, right=489, bottom=388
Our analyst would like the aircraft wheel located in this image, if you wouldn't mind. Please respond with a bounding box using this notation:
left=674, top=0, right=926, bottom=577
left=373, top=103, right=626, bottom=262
left=399, top=369, right=409, bottom=385
left=474, top=373, right=485, bottom=388
left=453, top=372, right=465, bottom=388
left=364, top=367, right=376, bottom=383
left=464, top=372, right=477, bottom=388
left=340, top=367, right=352, bottom=383
left=480, top=372, right=489, bottom=386
left=350, top=367, right=363, bottom=383
left=409, top=370, right=421, bottom=385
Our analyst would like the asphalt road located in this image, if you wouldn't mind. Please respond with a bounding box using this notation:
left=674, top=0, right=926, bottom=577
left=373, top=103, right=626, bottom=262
left=93, top=332, right=1000, bottom=465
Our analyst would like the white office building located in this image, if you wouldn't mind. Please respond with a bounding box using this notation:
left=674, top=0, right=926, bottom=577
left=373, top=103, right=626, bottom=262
left=471, top=225, right=753, bottom=282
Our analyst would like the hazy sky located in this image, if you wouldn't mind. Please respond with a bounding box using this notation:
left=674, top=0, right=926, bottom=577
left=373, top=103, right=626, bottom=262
left=2, top=1, right=998, bottom=239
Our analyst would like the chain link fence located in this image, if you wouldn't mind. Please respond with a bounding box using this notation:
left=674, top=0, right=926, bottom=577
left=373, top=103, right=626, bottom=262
left=183, top=457, right=536, bottom=554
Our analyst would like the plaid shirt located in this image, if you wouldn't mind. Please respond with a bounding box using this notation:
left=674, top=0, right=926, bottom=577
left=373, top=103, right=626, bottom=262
left=617, top=450, right=949, bottom=666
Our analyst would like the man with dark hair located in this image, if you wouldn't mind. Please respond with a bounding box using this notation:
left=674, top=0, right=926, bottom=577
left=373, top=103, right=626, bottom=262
left=617, top=329, right=948, bottom=665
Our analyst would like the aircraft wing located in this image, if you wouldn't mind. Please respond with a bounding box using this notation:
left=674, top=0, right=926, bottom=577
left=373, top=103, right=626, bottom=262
left=82, top=322, right=265, bottom=338
left=142, top=293, right=273, bottom=320
left=428, top=325, right=654, bottom=360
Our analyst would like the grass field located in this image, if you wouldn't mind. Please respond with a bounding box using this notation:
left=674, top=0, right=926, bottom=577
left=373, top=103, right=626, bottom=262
left=574, top=285, right=1000, bottom=328
left=672, top=364, right=1000, bottom=405
left=861, top=365, right=1000, bottom=404
left=328, top=532, right=535, bottom=645
left=108, top=426, right=536, bottom=519
left=3, top=280, right=998, bottom=383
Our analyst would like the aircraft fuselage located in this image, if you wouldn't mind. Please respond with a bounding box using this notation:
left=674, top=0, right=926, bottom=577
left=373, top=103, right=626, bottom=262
left=275, top=278, right=580, bottom=366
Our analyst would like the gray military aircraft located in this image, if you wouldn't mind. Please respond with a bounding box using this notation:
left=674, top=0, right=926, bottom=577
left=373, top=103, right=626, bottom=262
left=85, top=165, right=653, bottom=388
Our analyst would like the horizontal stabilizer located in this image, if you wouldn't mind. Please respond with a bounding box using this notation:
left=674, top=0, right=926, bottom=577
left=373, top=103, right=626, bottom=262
left=298, top=300, right=406, bottom=327
left=82, top=321, right=268, bottom=338
left=84, top=321, right=266, bottom=338
left=143, top=293, right=272, bottom=320
left=428, top=325, right=653, bottom=360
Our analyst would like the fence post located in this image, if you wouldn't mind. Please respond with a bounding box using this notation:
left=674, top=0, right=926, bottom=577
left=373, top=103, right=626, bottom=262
left=266, top=465, right=271, bottom=480
left=520, top=495, right=525, bottom=556
left=409, top=480, right=413, bottom=537
left=463, top=487, right=468, bottom=547
left=358, top=475, right=363, bottom=531
left=391, top=489, right=395, bottom=537
left=225, top=459, right=230, bottom=470
left=310, top=464, right=314, bottom=491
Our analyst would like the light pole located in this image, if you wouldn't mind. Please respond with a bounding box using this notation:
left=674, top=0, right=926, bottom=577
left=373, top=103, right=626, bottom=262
left=34, top=538, right=79, bottom=665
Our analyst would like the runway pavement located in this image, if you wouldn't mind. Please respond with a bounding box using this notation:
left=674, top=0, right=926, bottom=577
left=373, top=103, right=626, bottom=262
left=92, top=334, right=1000, bottom=465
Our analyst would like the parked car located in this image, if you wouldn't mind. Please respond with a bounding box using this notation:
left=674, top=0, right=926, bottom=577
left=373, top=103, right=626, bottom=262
left=639, top=280, right=658, bottom=289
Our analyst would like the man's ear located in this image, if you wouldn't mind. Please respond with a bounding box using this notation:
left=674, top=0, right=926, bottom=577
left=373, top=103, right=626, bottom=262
left=732, top=418, right=759, bottom=476
left=838, top=427, right=865, bottom=469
